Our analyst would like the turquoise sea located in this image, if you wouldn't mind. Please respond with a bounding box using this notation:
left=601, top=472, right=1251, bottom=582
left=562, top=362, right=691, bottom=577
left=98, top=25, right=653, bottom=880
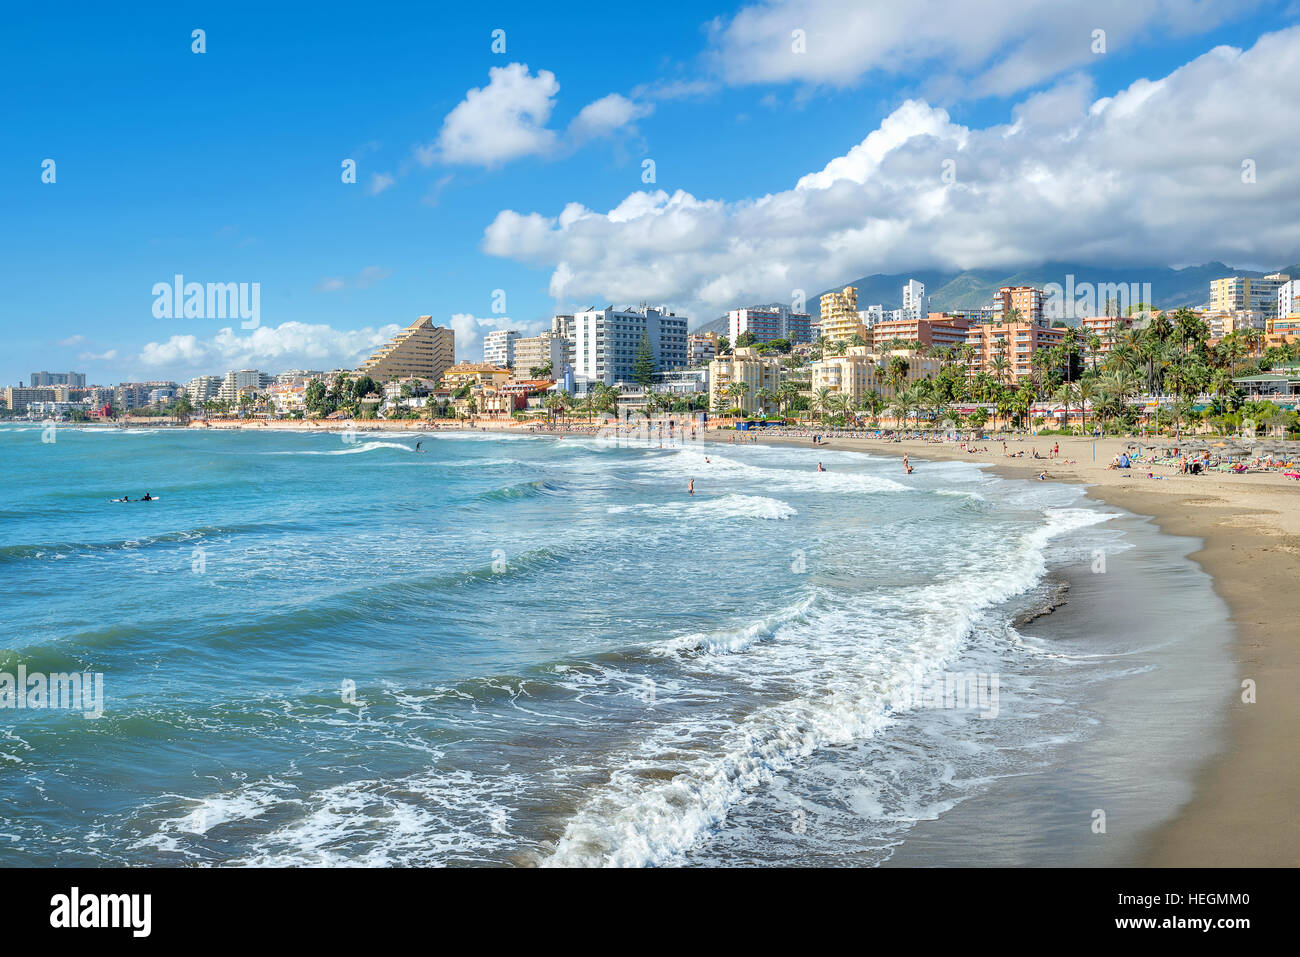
left=0, top=425, right=1232, bottom=866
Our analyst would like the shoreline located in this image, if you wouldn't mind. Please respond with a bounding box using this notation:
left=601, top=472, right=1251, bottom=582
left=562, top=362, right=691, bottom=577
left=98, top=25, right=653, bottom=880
left=741, top=430, right=1300, bottom=866
left=45, top=418, right=1300, bottom=863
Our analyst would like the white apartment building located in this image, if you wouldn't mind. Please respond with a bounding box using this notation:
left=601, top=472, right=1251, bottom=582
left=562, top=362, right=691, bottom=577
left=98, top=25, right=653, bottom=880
left=573, top=305, right=689, bottom=384
left=901, top=279, right=928, bottom=321
left=186, top=375, right=222, bottom=403
left=483, top=329, right=519, bottom=368
left=1279, top=279, right=1300, bottom=318
left=728, top=305, right=813, bottom=345
left=217, top=369, right=271, bottom=403
left=513, top=331, right=566, bottom=376
left=551, top=315, right=576, bottom=369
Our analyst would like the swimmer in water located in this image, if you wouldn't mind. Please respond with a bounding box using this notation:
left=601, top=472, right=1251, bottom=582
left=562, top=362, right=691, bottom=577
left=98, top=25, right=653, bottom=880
left=903, top=454, right=914, bottom=474
left=817, top=462, right=825, bottom=472
left=688, top=478, right=695, bottom=495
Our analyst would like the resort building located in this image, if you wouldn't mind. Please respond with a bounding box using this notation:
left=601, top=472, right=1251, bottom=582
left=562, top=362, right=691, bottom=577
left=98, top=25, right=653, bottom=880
left=1278, top=279, right=1300, bottom=319
left=29, top=371, right=86, bottom=388
left=1080, top=315, right=1135, bottom=352
left=966, top=320, right=1064, bottom=382
left=1206, top=310, right=1266, bottom=339
left=819, top=286, right=867, bottom=342
left=871, top=313, right=970, bottom=350
left=1265, top=314, right=1300, bottom=349
left=810, top=347, right=942, bottom=403
left=687, top=332, right=718, bottom=367
left=216, top=370, right=271, bottom=404
left=995, top=286, right=1045, bottom=326
left=115, top=380, right=180, bottom=409
left=357, top=315, right=455, bottom=384
left=550, top=315, right=576, bottom=368
left=901, top=279, right=928, bottom=321
left=708, top=347, right=781, bottom=416
left=1210, top=274, right=1290, bottom=317
left=573, top=305, right=689, bottom=384
left=728, top=305, right=814, bottom=345
left=185, top=375, right=222, bottom=403
left=512, top=331, right=566, bottom=376
left=4, top=386, right=59, bottom=412
left=441, top=362, right=512, bottom=391
left=483, top=329, right=519, bottom=369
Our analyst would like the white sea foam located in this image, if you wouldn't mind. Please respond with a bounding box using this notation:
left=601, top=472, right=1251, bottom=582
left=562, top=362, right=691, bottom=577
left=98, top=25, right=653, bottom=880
left=276, top=440, right=414, bottom=456
left=608, top=493, right=797, bottom=521
left=544, top=503, right=1116, bottom=868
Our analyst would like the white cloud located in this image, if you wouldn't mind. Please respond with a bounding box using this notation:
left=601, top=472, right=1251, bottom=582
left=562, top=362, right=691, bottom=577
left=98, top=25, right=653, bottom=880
left=568, top=93, right=653, bottom=143
left=428, top=63, right=560, bottom=167
left=367, top=172, right=396, bottom=195
left=422, top=63, right=652, bottom=169
left=59, top=335, right=85, bottom=347
left=706, top=0, right=1260, bottom=97
left=448, top=313, right=548, bottom=361
left=483, top=27, right=1300, bottom=320
left=78, top=349, right=118, bottom=361
left=136, top=322, right=400, bottom=378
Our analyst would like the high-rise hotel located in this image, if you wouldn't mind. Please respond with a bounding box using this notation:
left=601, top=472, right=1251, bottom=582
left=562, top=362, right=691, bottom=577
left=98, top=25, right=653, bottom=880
left=573, top=305, right=688, bottom=384
left=357, top=315, right=455, bottom=383
left=819, top=286, right=867, bottom=342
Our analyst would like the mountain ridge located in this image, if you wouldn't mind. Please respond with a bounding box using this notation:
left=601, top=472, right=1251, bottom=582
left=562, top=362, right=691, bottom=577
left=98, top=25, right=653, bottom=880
left=690, top=260, right=1297, bottom=334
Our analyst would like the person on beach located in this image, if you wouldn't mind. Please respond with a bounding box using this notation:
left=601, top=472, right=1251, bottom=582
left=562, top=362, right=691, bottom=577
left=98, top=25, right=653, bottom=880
left=688, top=478, right=695, bottom=496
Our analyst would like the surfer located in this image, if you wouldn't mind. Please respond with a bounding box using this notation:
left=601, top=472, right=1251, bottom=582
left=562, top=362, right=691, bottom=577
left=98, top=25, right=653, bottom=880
left=415, top=441, right=422, bottom=451
left=141, top=492, right=153, bottom=501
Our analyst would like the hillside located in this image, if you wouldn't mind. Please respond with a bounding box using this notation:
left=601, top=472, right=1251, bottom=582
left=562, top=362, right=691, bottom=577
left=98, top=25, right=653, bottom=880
left=689, top=260, right=1297, bottom=332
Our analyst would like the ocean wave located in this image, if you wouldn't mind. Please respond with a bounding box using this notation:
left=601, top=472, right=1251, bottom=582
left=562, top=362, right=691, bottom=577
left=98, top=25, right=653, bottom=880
left=542, top=502, right=1118, bottom=867
left=272, top=440, right=415, bottom=456
left=608, top=493, right=797, bottom=521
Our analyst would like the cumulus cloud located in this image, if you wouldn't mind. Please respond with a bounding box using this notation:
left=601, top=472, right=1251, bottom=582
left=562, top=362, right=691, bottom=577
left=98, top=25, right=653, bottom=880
left=706, top=0, right=1260, bottom=97
left=483, top=27, right=1300, bottom=320
left=568, top=93, right=653, bottom=143
left=448, top=312, right=548, bottom=361
left=427, top=63, right=561, bottom=167
left=421, top=63, right=652, bottom=169
left=136, top=322, right=400, bottom=378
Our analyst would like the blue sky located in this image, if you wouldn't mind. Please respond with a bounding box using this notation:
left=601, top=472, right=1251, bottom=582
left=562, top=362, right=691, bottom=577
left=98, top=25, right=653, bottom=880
left=4, top=0, right=1298, bottom=385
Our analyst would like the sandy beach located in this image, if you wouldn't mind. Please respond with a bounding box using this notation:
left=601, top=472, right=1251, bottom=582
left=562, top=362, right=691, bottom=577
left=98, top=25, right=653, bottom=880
left=738, top=429, right=1300, bottom=866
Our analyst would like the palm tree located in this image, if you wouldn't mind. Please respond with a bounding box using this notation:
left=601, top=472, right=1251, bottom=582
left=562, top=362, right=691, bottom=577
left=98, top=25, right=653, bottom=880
left=813, top=386, right=834, bottom=422
left=1053, top=380, right=1078, bottom=434
left=859, top=389, right=886, bottom=427
left=726, top=381, right=750, bottom=415
left=1076, top=377, right=1095, bottom=435
left=775, top=382, right=800, bottom=416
